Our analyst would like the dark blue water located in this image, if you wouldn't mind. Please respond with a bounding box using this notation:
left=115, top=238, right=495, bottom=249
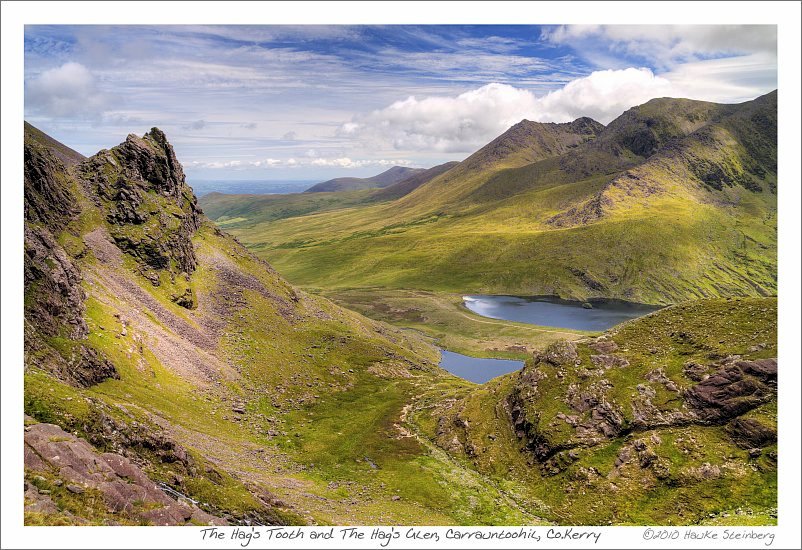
left=189, top=180, right=317, bottom=197
left=439, top=350, right=524, bottom=384
left=463, top=295, right=660, bottom=331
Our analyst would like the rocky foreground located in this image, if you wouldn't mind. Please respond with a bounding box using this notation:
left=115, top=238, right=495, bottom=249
left=24, top=416, right=225, bottom=525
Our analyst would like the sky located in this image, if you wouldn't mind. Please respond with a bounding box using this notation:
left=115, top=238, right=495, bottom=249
left=23, top=24, right=777, bottom=182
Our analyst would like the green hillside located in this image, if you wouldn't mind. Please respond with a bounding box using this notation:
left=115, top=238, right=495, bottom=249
left=201, top=161, right=461, bottom=228
left=201, top=92, right=777, bottom=306
left=414, top=297, right=777, bottom=525
left=24, top=120, right=777, bottom=527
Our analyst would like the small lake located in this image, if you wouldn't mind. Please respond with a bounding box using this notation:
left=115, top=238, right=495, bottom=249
left=439, top=350, right=524, bottom=384
left=463, top=295, right=660, bottom=332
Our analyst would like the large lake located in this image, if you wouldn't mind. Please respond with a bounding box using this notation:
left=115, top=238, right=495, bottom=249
left=463, top=295, right=660, bottom=331
left=439, top=350, right=524, bottom=384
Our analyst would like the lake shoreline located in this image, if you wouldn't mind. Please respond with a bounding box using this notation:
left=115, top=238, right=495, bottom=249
left=462, top=294, right=661, bottom=332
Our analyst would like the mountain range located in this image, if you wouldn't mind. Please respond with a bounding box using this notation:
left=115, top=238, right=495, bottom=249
left=201, top=91, right=777, bottom=305
left=305, top=165, right=424, bottom=193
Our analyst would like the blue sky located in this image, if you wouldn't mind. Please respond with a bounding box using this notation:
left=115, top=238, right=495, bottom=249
left=24, top=25, right=777, bottom=181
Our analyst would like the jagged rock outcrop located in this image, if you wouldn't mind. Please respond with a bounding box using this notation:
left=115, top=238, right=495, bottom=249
left=504, top=337, right=777, bottom=474
left=684, top=358, right=777, bottom=423
left=79, top=128, right=201, bottom=280
left=534, top=339, right=579, bottom=367
left=24, top=225, right=87, bottom=340
left=24, top=138, right=85, bottom=338
left=726, top=417, right=777, bottom=449
left=24, top=140, right=79, bottom=231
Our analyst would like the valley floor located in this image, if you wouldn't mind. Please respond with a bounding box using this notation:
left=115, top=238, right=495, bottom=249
left=324, top=289, right=589, bottom=359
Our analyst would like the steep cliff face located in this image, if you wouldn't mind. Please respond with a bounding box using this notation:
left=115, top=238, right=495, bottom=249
left=24, top=138, right=80, bottom=231
left=24, top=134, right=118, bottom=387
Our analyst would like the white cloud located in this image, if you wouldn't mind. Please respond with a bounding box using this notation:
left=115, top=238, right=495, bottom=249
left=535, top=68, right=674, bottom=123
left=25, top=62, right=112, bottom=118
left=310, top=157, right=410, bottom=168
left=187, top=156, right=409, bottom=170
left=454, top=36, right=526, bottom=54
left=253, top=158, right=281, bottom=167
left=376, top=49, right=555, bottom=79
left=338, top=69, right=679, bottom=152
left=188, top=159, right=243, bottom=169
left=659, top=52, right=777, bottom=104
left=338, top=83, right=542, bottom=153
left=183, top=119, right=206, bottom=130
left=543, top=25, right=776, bottom=67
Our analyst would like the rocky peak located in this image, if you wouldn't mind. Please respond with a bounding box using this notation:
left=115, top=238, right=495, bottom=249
left=568, top=116, right=606, bottom=135
left=460, top=117, right=604, bottom=173
left=79, top=128, right=202, bottom=285
left=114, top=128, right=187, bottom=200
left=599, top=97, right=721, bottom=159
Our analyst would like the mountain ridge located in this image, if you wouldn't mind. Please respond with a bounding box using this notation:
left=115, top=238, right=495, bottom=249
left=22, top=122, right=455, bottom=526
left=305, top=165, right=425, bottom=193
left=205, top=91, right=777, bottom=305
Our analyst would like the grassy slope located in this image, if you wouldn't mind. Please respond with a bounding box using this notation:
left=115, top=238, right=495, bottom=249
left=26, top=222, right=546, bottom=525
left=201, top=94, right=776, bottom=306
left=25, top=119, right=777, bottom=526
left=201, top=189, right=375, bottom=228
left=412, top=297, right=777, bottom=525
left=371, top=162, right=461, bottom=202
left=200, top=162, right=462, bottom=228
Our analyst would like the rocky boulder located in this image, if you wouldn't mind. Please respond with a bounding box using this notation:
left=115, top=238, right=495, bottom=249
left=684, top=359, right=776, bottom=423
left=725, top=417, right=777, bottom=449
left=535, top=340, right=579, bottom=367
left=24, top=420, right=225, bottom=526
